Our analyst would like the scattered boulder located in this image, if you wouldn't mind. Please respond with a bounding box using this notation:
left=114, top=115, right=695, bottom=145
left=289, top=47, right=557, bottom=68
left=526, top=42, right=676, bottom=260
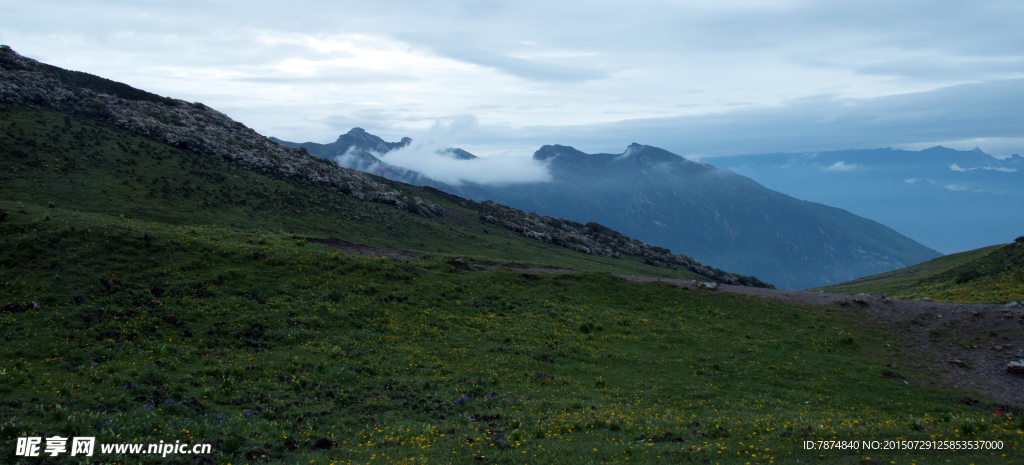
left=921, top=297, right=932, bottom=302
left=698, top=282, right=719, bottom=290
left=1, top=302, right=39, bottom=313
left=948, top=359, right=969, bottom=368
left=312, top=437, right=336, bottom=450
left=1006, top=301, right=1022, bottom=308
left=1007, top=360, right=1024, bottom=375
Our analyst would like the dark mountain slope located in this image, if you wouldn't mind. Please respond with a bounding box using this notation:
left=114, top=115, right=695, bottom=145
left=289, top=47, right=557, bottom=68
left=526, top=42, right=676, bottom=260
left=276, top=128, right=942, bottom=289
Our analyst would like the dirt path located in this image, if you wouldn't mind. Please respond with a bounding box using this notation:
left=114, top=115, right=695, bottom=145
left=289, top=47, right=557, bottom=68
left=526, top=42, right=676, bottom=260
left=620, top=275, right=1024, bottom=406
left=305, top=237, right=423, bottom=260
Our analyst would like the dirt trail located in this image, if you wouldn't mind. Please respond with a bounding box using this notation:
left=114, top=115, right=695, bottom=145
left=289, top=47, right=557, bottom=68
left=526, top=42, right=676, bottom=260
left=620, top=275, right=1024, bottom=406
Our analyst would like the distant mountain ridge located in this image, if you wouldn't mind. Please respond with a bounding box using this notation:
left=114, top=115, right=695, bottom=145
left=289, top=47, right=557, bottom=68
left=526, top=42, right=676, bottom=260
left=281, top=132, right=943, bottom=289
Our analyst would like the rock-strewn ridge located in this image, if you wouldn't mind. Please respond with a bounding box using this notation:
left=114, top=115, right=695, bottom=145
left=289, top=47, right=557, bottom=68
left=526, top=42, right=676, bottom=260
left=0, top=45, right=442, bottom=216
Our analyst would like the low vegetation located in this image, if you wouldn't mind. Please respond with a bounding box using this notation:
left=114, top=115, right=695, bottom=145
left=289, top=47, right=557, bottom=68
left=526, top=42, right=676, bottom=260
left=1, top=203, right=1020, bottom=463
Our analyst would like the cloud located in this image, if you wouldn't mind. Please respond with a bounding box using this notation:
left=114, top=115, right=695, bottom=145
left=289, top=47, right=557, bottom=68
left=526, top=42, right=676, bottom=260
left=429, top=46, right=608, bottom=83
left=950, top=163, right=1017, bottom=173
left=5, top=0, right=1024, bottom=156
left=374, top=115, right=551, bottom=186
left=824, top=161, right=858, bottom=171
left=904, top=178, right=921, bottom=184
left=454, top=77, right=1024, bottom=158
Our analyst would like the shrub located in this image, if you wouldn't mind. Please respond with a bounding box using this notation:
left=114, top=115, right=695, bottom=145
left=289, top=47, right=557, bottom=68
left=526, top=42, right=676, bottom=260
left=954, top=270, right=982, bottom=284
left=222, top=436, right=241, bottom=454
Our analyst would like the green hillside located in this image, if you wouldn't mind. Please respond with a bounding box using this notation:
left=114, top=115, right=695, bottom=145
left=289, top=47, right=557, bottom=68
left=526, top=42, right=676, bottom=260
left=0, top=103, right=707, bottom=282
left=816, top=241, right=1024, bottom=304
left=2, top=203, right=1019, bottom=464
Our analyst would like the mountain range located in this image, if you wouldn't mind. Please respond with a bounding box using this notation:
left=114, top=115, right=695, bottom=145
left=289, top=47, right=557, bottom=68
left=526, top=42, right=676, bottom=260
left=0, top=44, right=767, bottom=288
left=702, top=147, right=1024, bottom=256
left=279, top=130, right=943, bottom=289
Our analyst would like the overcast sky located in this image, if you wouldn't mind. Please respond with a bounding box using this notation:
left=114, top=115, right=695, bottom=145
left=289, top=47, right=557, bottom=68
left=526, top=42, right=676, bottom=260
left=3, top=0, right=1023, bottom=158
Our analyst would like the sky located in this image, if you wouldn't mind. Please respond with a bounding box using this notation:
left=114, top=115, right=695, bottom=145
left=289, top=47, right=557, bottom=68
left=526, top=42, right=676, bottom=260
left=3, top=0, right=1023, bottom=159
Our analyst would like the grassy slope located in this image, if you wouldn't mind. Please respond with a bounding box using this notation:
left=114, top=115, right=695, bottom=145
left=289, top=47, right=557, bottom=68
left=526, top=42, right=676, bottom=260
left=0, top=103, right=702, bottom=281
left=815, top=244, right=1023, bottom=304
left=1, top=203, right=1020, bottom=464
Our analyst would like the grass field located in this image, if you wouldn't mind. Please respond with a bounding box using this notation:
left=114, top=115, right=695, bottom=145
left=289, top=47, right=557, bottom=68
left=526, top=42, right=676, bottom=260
left=1, top=202, right=1020, bottom=464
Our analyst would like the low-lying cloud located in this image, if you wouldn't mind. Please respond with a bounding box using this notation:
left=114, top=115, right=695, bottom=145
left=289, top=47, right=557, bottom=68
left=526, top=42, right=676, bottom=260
left=375, top=115, right=551, bottom=186
left=950, top=163, right=1017, bottom=173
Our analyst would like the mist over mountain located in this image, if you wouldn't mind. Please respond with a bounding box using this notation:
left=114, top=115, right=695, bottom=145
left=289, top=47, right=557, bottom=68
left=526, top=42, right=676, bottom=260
left=281, top=132, right=942, bottom=289
left=274, top=127, right=550, bottom=188
left=703, top=147, right=1024, bottom=255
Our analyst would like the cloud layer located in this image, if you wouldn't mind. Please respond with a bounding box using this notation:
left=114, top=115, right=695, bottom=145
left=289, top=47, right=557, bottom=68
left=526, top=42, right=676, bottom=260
left=3, top=0, right=1023, bottom=158
left=353, top=116, right=551, bottom=186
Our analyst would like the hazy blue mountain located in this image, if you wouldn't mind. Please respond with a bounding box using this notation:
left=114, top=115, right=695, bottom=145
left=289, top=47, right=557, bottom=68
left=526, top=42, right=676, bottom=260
left=702, top=147, right=1024, bottom=255
left=461, top=143, right=941, bottom=290
left=279, top=131, right=942, bottom=289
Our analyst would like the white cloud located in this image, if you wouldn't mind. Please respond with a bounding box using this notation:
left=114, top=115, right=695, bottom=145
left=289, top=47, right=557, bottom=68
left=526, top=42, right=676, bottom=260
left=824, top=161, right=858, bottom=171
left=3, top=0, right=1024, bottom=157
left=374, top=116, right=551, bottom=186
left=950, top=163, right=1017, bottom=173
left=904, top=178, right=921, bottom=183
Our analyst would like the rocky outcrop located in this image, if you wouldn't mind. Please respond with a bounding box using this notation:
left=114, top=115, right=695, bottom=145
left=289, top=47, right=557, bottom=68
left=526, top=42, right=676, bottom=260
left=0, top=45, right=443, bottom=217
